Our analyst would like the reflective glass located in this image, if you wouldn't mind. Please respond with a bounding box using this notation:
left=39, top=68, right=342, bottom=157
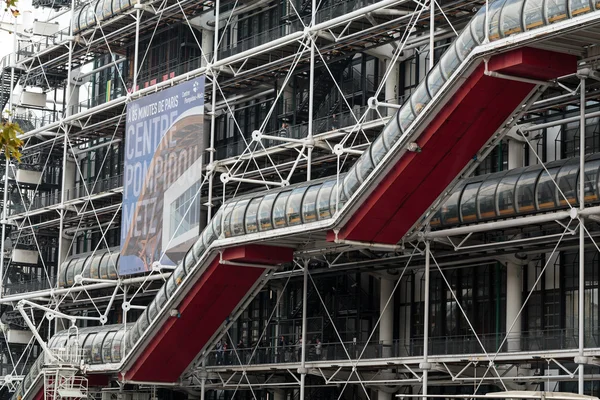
left=410, top=83, right=431, bottom=117
left=523, top=0, right=544, bottom=29
left=460, top=182, right=482, bottom=223
left=579, top=158, right=600, bottom=204
left=119, top=0, right=131, bottom=11
left=497, top=173, right=519, bottom=215
left=128, top=327, right=140, bottom=348
left=60, top=259, right=73, bottom=287
left=99, top=253, right=110, bottom=279
left=546, top=0, right=568, bottom=22
left=67, top=259, right=81, bottom=286
left=222, top=202, right=237, bottom=238
left=91, top=331, right=105, bottom=363
left=166, top=275, right=177, bottom=297
left=440, top=44, right=461, bottom=80
left=245, top=198, right=261, bottom=233
left=83, top=333, right=96, bottom=361
left=231, top=199, right=250, bottom=236
left=427, top=63, right=446, bottom=98
left=356, top=151, right=375, bottom=182
left=86, top=3, right=95, bottom=27
left=501, top=0, right=525, bottom=35
left=398, top=100, right=416, bottom=133
left=111, top=0, right=120, bottom=13
left=273, top=191, right=291, bottom=228
left=173, top=263, right=186, bottom=286
left=211, top=209, right=223, bottom=238
left=90, top=254, right=101, bottom=279
left=203, top=220, right=216, bottom=244
left=258, top=193, right=277, bottom=231
left=487, top=0, right=507, bottom=40
left=78, top=6, right=88, bottom=31
left=571, top=0, right=592, bottom=15
left=111, top=330, right=124, bottom=362
left=556, top=161, right=579, bottom=206
left=302, top=185, right=320, bottom=223
left=370, top=135, right=389, bottom=165
left=536, top=166, right=561, bottom=209
left=477, top=178, right=500, bottom=219
left=470, top=7, right=487, bottom=43
left=184, top=249, right=196, bottom=273
left=330, top=181, right=347, bottom=210
left=342, top=168, right=360, bottom=201
left=429, top=209, right=442, bottom=228
left=287, top=187, right=307, bottom=226
left=516, top=168, right=541, bottom=213
left=108, top=253, right=119, bottom=279
left=317, top=180, right=336, bottom=220
left=102, top=331, right=116, bottom=363
left=455, top=29, right=477, bottom=61
left=382, top=116, right=403, bottom=150
left=192, top=235, right=205, bottom=260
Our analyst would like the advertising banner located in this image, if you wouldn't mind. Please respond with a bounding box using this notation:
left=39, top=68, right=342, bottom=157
left=120, top=76, right=205, bottom=276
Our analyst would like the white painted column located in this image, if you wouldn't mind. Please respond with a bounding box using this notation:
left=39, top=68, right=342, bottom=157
left=201, top=29, right=214, bottom=68
left=384, top=58, right=399, bottom=116
left=379, top=277, right=394, bottom=357
left=507, top=138, right=524, bottom=170
left=506, top=262, right=522, bottom=352
left=379, top=277, right=395, bottom=400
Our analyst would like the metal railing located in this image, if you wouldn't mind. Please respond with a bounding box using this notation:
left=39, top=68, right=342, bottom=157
left=205, top=329, right=598, bottom=368
left=10, top=174, right=123, bottom=215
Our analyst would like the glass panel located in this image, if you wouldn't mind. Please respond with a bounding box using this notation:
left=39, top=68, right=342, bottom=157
left=90, top=254, right=101, bottom=279
left=111, top=330, right=124, bottom=362
left=516, top=168, right=541, bottom=213
left=119, top=0, right=131, bottom=11
left=102, top=331, right=116, bottom=363
left=67, top=259, right=81, bottom=286
left=342, top=169, right=360, bottom=200
left=83, top=333, right=96, bottom=361
left=370, top=135, right=389, bottom=166
left=173, top=263, right=186, bottom=286
left=156, top=285, right=168, bottom=309
left=211, top=209, right=223, bottom=238
left=410, top=83, right=431, bottom=116
left=86, top=3, right=95, bottom=27
left=166, top=275, right=177, bottom=297
left=317, top=180, right=336, bottom=220
left=523, top=0, right=545, bottom=29
left=571, top=0, right=592, bottom=15
left=77, top=6, right=87, bottom=31
left=231, top=199, right=249, bottom=236
left=470, top=7, right=487, bottom=43
left=497, top=173, right=519, bottom=215
left=383, top=116, right=403, bottom=150
left=111, top=0, right=120, bottom=13
left=579, top=158, right=600, bottom=204
left=455, top=28, right=477, bottom=61
left=203, top=219, right=216, bottom=244
left=536, top=166, right=561, bottom=210
left=245, top=198, right=261, bottom=233
left=440, top=44, right=461, bottom=79
left=429, top=209, right=442, bottom=228
left=398, top=100, right=416, bottom=133
left=302, top=185, right=320, bottom=223
left=128, top=328, right=140, bottom=349
left=148, top=297, right=159, bottom=322
left=427, top=63, right=446, bottom=98
left=546, top=0, right=568, bottom=22
left=330, top=181, right=347, bottom=210
left=556, top=161, right=579, bottom=206
left=102, top=0, right=112, bottom=19
left=488, top=0, right=507, bottom=40
left=477, top=178, right=499, bottom=219
left=258, top=193, right=277, bottom=231
left=273, top=191, right=291, bottom=229
left=91, top=331, right=105, bottom=364
left=60, top=259, right=73, bottom=287
left=99, top=253, right=110, bottom=279
left=501, top=0, right=525, bottom=35
left=355, top=151, right=375, bottom=182
left=460, top=182, right=482, bottom=223
left=287, top=187, right=307, bottom=226
left=192, top=235, right=205, bottom=260
left=222, top=202, right=237, bottom=238
left=108, top=253, right=119, bottom=279
left=184, top=249, right=196, bottom=273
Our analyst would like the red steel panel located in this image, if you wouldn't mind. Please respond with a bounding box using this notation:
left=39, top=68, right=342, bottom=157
left=125, top=245, right=292, bottom=382
left=337, top=48, right=576, bottom=244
